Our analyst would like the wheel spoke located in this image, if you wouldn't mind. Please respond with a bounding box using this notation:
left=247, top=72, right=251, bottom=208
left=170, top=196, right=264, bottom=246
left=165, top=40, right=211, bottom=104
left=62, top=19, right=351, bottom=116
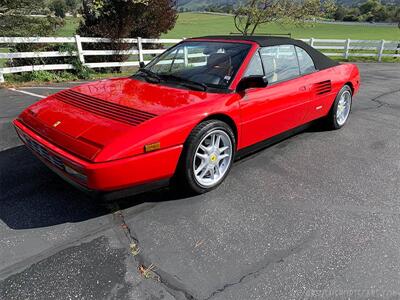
left=215, top=135, right=221, bottom=148
left=219, top=146, right=229, bottom=153
left=214, top=165, right=220, bottom=177
left=199, top=166, right=209, bottom=178
left=195, top=162, right=207, bottom=175
left=196, top=152, right=208, bottom=161
left=209, top=167, right=215, bottom=179
left=210, top=134, right=216, bottom=148
left=200, top=144, right=209, bottom=153
left=218, top=153, right=229, bottom=161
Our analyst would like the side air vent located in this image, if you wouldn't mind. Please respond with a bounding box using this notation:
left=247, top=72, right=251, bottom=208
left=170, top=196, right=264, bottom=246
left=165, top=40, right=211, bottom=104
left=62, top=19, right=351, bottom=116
left=54, top=90, right=157, bottom=126
left=314, top=80, right=332, bottom=95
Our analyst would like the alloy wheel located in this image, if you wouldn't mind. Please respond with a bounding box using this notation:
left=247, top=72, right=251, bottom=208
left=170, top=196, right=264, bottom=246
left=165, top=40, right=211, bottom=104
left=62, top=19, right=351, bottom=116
left=192, top=130, right=233, bottom=187
left=336, top=90, right=352, bottom=126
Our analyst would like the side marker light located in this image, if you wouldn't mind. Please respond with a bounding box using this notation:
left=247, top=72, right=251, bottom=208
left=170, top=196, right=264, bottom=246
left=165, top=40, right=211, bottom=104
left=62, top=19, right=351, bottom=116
left=144, top=142, right=161, bottom=152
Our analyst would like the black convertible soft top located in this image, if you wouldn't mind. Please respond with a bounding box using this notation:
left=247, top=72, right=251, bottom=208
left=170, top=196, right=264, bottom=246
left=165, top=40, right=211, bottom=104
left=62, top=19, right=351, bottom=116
left=191, top=35, right=339, bottom=71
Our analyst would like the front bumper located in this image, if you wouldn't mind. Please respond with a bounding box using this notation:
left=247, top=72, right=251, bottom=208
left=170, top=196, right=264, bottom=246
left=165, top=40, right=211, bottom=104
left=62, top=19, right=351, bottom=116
left=13, top=120, right=183, bottom=195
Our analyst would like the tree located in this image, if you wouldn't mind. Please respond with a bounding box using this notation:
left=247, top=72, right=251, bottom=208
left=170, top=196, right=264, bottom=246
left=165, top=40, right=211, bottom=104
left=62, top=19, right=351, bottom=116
left=77, top=0, right=177, bottom=70
left=233, top=0, right=337, bottom=36
left=372, top=6, right=389, bottom=22
left=0, top=0, right=68, bottom=76
left=359, top=0, right=390, bottom=22
left=359, top=0, right=380, bottom=15
left=78, top=0, right=177, bottom=39
left=65, top=0, right=79, bottom=15
left=49, top=0, right=67, bottom=18
left=343, top=7, right=361, bottom=22
left=0, top=0, right=59, bottom=36
left=393, top=7, right=400, bottom=29
left=320, top=0, right=337, bottom=20
left=334, top=5, right=347, bottom=21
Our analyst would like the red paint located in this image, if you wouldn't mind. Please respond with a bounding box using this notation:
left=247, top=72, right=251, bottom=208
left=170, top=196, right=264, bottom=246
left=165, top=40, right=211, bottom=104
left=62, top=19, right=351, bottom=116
left=14, top=38, right=360, bottom=192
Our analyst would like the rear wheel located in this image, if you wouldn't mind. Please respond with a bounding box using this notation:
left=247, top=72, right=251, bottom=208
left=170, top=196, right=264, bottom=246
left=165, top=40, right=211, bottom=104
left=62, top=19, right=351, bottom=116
left=176, top=120, right=235, bottom=194
left=326, top=85, right=352, bottom=129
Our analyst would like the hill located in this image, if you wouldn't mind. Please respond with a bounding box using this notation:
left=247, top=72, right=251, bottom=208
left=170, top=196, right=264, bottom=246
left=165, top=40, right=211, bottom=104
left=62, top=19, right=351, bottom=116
left=177, top=0, right=400, bottom=10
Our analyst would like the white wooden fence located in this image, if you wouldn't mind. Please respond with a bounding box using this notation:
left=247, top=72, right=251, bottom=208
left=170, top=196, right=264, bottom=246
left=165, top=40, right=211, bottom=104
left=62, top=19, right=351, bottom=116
left=0, top=36, right=399, bottom=82
left=0, top=36, right=182, bottom=82
left=304, top=38, right=400, bottom=60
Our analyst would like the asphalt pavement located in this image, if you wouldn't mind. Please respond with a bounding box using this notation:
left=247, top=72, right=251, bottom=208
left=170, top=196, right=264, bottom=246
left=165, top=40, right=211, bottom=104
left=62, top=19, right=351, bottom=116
left=0, top=63, right=400, bottom=300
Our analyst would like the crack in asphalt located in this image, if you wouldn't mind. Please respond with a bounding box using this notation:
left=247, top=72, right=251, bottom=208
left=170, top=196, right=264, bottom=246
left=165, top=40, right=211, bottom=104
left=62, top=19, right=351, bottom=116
left=0, top=202, right=156, bottom=281
left=356, top=89, right=400, bottom=111
left=204, top=231, right=319, bottom=300
left=370, top=89, right=400, bottom=108
left=107, top=196, right=322, bottom=300
left=110, top=205, right=197, bottom=300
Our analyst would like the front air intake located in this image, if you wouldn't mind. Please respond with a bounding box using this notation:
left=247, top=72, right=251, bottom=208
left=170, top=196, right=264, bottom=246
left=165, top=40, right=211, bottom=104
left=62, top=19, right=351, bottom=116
left=54, top=90, right=157, bottom=126
left=314, top=80, right=332, bottom=95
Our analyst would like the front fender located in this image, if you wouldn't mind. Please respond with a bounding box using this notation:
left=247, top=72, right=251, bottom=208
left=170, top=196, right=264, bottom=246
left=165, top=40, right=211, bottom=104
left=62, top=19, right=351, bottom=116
left=94, top=93, right=241, bottom=162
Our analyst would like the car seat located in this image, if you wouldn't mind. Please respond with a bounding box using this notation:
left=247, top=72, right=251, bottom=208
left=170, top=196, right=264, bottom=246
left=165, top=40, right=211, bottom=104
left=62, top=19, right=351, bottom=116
left=190, top=53, right=233, bottom=86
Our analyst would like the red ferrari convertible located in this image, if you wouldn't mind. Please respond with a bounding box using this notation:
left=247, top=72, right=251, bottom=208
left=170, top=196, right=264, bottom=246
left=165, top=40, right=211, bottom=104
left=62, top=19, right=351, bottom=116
left=14, top=36, right=360, bottom=198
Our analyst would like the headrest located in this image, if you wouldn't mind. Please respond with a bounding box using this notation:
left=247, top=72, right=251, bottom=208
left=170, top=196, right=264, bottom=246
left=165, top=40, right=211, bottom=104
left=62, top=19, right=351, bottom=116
left=207, top=53, right=231, bottom=68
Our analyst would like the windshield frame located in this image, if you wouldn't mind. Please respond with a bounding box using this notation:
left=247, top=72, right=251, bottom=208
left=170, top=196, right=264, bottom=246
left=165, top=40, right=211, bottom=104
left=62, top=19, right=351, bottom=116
left=134, top=39, right=257, bottom=93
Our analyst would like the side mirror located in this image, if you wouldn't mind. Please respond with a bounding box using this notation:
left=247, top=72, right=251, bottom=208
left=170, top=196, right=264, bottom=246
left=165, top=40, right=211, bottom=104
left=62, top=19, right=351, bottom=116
left=236, top=75, right=268, bottom=92
left=139, top=61, right=145, bottom=69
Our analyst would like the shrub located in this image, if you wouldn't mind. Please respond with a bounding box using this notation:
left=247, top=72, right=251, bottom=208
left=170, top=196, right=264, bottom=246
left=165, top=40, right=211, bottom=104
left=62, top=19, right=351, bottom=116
left=49, top=0, right=68, bottom=18
left=77, top=0, right=178, bottom=70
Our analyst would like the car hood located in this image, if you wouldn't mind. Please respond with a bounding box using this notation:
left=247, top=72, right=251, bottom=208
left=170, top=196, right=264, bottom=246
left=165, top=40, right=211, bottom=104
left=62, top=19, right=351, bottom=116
left=72, top=77, right=210, bottom=115
left=17, top=77, right=213, bottom=161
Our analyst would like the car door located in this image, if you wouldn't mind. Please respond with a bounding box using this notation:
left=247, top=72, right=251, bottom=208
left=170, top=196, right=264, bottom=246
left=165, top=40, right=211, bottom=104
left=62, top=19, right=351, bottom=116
left=294, top=46, right=335, bottom=123
left=239, top=45, right=311, bottom=149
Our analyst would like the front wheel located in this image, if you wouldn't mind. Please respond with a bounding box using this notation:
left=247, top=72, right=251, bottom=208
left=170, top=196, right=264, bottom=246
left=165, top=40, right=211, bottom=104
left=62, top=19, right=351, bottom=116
left=326, top=85, right=353, bottom=129
left=176, top=120, right=236, bottom=194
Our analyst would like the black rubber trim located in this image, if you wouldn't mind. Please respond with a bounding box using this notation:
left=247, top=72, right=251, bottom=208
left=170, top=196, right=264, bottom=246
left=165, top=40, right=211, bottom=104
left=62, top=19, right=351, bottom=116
left=99, top=179, right=170, bottom=201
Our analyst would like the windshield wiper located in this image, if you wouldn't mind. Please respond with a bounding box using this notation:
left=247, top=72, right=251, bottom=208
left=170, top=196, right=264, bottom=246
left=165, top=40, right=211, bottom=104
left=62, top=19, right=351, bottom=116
left=160, top=74, right=208, bottom=91
left=136, top=68, right=162, bottom=83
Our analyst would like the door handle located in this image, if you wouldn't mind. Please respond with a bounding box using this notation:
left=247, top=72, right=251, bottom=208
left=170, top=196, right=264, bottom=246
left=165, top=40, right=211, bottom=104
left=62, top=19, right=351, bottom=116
left=299, top=86, right=307, bottom=91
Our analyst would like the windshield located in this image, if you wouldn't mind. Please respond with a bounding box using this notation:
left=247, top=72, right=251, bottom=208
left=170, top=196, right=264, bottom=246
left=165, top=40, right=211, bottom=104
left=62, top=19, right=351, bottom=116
left=136, top=41, right=252, bottom=91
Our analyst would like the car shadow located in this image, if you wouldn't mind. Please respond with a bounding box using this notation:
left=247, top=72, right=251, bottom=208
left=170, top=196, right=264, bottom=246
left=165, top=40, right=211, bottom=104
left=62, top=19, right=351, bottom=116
left=0, top=122, right=329, bottom=230
left=0, top=146, right=179, bottom=230
left=304, top=119, right=332, bottom=133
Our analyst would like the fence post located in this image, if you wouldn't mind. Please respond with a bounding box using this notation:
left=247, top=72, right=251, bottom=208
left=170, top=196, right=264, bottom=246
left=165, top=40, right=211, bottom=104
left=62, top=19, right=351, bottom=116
left=183, top=46, right=189, bottom=66
left=74, top=35, right=85, bottom=64
left=344, top=38, right=351, bottom=59
left=137, top=37, right=144, bottom=63
left=378, top=39, right=385, bottom=62
left=310, top=38, right=315, bottom=47
left=0, top=72, right=4, bottom=83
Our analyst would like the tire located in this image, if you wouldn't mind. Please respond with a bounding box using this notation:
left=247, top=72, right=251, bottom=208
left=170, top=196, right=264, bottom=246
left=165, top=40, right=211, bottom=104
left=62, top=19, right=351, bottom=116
left=176, top=120, right=236, bottom=194
left=326, top=85, right=353, bottom=129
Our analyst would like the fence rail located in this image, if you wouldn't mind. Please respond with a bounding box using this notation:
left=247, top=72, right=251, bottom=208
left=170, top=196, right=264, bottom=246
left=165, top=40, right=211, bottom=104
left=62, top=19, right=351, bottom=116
left=0, top=36, right=399, bottom=82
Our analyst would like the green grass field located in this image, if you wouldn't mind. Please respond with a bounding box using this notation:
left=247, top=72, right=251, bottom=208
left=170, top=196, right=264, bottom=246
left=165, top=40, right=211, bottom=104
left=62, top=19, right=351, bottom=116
left=56, top=17, right=81, bottom=37
left=56, top=13, right=399, bottom=41
left=163, top=13, right=399, bottom=40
